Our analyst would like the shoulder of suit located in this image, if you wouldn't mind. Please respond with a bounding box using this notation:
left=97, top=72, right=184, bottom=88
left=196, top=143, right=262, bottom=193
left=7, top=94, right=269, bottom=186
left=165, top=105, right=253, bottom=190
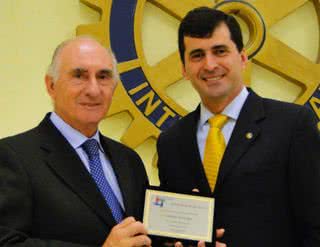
left=252, top=95, right=318, bottom=130
left=0, top=125, right=39, bottom=146
left=0, top=126, right=42, bottom=162
left=261, top=96, right=310, bottom=115
left=158, top=109, right=197, bottom=141
left=100, top=135, right=140, bottom=156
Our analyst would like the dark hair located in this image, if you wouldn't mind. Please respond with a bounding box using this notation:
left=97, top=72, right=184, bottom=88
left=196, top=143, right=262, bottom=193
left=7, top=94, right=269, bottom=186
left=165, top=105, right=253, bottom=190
left=178, top=7, right=244, bottom=64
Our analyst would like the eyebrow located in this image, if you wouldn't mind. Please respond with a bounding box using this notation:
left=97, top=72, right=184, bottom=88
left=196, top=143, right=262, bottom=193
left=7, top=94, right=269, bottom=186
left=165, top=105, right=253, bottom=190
left=70, top=68, right=113, bottom=76
left=212, top=44, right=228, bottom=50
left=98, top=69, right=113, bottom=75
left=189, top=44, right=229, bottom=56
left=71, top=68, right=88, bottom=74
left=189, top=49, right=204, bottom=57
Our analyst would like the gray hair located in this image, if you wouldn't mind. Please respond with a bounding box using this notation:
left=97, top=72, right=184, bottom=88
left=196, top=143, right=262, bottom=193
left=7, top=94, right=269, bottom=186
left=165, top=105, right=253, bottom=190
left=46, top=36, right=119, bottom=83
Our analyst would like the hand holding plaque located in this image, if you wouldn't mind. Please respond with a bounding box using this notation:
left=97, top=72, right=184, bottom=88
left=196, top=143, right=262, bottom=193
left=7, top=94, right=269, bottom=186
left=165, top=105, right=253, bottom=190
left=143, top=189, right=215, bottom=243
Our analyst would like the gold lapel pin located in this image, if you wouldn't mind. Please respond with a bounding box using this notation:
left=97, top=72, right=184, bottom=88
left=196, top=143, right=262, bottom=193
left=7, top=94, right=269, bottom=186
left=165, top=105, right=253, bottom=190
left=246, top=132, right=253, bottom=139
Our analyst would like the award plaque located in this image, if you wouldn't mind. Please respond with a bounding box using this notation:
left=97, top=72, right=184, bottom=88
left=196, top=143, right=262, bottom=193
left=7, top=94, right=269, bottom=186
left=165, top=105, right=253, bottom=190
left=143, top=189, right=214, bottom=242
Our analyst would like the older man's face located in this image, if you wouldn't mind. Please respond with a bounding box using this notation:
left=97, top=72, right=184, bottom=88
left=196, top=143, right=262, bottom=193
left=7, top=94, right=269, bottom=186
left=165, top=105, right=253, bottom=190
left=45, top=39, right=117, bottom=137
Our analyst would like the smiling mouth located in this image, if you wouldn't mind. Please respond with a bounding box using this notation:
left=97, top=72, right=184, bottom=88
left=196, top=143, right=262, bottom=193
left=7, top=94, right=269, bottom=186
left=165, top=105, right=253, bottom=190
left=81, top=103, right=101, bottom=107
left=201, top=75, right=224, bottom=82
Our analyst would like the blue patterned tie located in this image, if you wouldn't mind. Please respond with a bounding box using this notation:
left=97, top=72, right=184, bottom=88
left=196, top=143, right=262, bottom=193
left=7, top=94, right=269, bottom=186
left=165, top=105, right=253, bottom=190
left=82, top=139, right=124, bottom=223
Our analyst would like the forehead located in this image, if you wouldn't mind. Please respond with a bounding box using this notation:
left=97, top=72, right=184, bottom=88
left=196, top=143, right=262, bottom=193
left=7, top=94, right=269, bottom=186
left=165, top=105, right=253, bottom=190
left=59, top=40, right=113, bottom=70
left=184, top=24, right=234, bottom=51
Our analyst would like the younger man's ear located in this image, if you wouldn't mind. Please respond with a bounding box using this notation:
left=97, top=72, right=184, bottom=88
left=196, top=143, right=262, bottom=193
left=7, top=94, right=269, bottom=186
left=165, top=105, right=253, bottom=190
left=240, top=49, right=248, bottom=69
left=182, top=65, right=189, bottom=80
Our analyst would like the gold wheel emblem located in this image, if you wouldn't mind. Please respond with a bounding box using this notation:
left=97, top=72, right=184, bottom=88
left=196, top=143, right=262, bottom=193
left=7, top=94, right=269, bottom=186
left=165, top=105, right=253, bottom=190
left=77, top=0, right=320, bottom=151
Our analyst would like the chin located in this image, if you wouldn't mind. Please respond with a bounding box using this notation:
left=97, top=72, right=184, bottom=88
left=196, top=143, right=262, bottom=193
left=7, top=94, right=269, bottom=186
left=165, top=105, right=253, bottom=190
left=78, top=113, right=103, bottom=124
left=86, top=116, right=104, bottom=124
left=206, top=91, right=229, bottom=100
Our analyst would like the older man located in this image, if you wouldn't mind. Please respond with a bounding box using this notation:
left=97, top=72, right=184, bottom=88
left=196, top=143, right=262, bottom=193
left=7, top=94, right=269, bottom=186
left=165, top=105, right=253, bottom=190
left=0, top=37, right=151, bottom=246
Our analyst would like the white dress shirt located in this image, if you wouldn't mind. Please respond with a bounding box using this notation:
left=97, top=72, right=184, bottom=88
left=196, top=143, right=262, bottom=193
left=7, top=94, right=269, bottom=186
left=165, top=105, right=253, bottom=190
left=50, top=112, right=125, bottom=209
left=197, top=87, right=249, bottom=161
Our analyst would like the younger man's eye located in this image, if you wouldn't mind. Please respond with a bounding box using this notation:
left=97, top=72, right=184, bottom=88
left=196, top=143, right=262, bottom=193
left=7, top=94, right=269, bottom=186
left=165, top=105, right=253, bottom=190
left=190, top=52, right=204, bottom=60
left=215, top=48, right=227, bottom=56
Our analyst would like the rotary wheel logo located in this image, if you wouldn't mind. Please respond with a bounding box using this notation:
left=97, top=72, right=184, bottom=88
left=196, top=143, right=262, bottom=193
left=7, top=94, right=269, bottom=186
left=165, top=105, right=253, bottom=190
left=77, top=0, right=320, bottom=151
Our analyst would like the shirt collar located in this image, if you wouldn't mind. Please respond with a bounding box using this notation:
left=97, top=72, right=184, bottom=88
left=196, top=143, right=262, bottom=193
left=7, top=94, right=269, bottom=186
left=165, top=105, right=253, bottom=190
left=199, top=87, right=249, bottom=127
left=49, top=112, right=104, bottom=152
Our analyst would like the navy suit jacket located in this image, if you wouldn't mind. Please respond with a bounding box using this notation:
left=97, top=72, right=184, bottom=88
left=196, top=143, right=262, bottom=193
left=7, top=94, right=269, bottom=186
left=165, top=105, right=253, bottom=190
left=0, top=114, right=148, bottom=246
left=157, top=90, right=320, bottom=247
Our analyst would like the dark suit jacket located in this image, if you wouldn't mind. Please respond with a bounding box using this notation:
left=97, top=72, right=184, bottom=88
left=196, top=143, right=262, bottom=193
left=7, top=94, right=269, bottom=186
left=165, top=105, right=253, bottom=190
left=0, top=114, right=148, bottom=246
left=157, top=90, right=320, bottom=247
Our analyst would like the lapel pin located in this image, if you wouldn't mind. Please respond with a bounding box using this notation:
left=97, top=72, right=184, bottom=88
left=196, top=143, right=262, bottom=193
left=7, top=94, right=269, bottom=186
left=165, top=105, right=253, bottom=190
left=246, top=132, right=253, bottom=139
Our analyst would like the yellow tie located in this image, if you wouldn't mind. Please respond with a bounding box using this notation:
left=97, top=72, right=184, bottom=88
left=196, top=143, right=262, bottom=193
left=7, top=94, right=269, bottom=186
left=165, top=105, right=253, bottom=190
left=203, top=114, right=228, bottom=192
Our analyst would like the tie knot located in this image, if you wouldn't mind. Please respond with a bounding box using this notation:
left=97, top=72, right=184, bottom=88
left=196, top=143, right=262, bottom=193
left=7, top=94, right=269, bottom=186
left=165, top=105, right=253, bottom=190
left=208, top=114, right=228, bottom=129
left=82, top=139, right=100, bottom=159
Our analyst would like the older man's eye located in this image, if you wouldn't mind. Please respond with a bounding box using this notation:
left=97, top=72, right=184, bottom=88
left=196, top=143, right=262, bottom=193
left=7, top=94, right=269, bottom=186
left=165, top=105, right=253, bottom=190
left=99, top=74, right=111, bottom=80
left=72, top=69, right=85, bottom=78
left=74, top=72, right=82, bottom=78
left=98, top=71, right=113, bottom=80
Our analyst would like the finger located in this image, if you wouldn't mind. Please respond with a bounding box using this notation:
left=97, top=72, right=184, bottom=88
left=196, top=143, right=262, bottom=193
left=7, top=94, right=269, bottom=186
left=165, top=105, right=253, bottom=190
left=117, top=216, right=136, bottom=228
left=216, top=228, right=225, bottom=239
left=192, top=188, right=199, bottom=193
left=174, top=241, right=183, bottom=247
left=216, top=241, right=226, bottom=247
left=130, top=234, right=151, bottom=247
left=122, top=221, right=148, bottom=237
left=197, top=240, right=205, bottom=247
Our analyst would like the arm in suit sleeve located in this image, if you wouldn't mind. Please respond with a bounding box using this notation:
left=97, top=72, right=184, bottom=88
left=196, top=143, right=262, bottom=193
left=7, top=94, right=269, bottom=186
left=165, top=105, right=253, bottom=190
left=0, top=141, right=97, bottom=247
left=157, top=132, right=172, bottom=191
left=289, top=107, right=320, bottom=246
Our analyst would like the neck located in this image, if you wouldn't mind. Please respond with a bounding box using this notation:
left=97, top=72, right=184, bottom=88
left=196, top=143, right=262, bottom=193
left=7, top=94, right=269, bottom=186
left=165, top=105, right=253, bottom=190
left=203, top=85, right=244, bottom=114
left=78, top=127, right=98, bottom=138
left=53, top=111, right=98, bottom=138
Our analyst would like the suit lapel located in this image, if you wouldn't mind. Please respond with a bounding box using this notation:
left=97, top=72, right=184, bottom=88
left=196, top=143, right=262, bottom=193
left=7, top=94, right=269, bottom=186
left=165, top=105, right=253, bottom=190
left=180, top=107, right=213, bottom=195
left=38, top=115, right=116, bottom=228
left=215, top=91, right=265, bottom=189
